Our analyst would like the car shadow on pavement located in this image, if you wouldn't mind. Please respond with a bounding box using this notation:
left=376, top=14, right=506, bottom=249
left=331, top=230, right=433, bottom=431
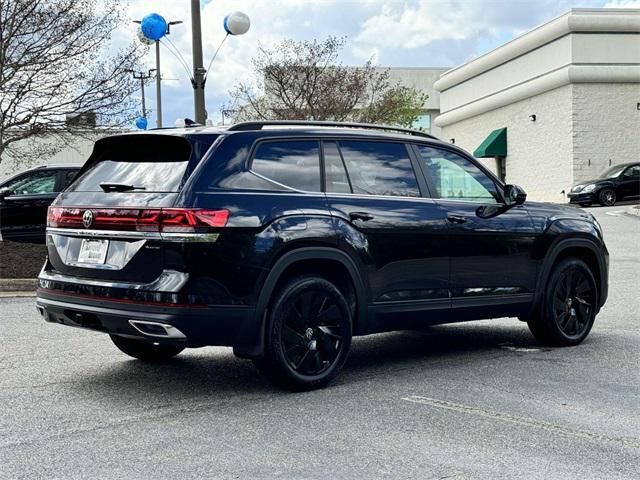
left=71, top=321, right=548, bottom=401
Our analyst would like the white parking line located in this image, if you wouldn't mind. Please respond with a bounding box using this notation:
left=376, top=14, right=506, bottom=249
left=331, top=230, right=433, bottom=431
left=401, top=395, right=640, bottom=449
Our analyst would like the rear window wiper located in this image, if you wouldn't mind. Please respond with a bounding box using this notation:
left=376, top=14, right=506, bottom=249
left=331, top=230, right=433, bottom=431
left=99, top=183, right=146, bottom=192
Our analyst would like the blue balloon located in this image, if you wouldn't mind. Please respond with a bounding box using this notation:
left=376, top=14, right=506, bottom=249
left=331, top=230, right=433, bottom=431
left=135, top=117, right=148, bottom=130
left=140, top=13, right=167, bottom=41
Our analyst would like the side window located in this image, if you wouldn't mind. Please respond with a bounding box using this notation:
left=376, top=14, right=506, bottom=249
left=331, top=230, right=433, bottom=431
left=338, top=141, right=420, bottom=197
left=417, top=146, right=499, bottom=203
left=2, top=170, right=57, bottom=195
left=323, top=142, right=351, bottom=193
left=251, top=140, right=320, bottom=192
left=61, top=170, right=78, bottom=189
left=624, top=165, right=640, bottom=178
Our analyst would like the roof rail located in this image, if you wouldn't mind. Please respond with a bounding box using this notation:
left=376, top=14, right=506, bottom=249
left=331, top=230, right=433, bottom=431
left=226, top=120, right=437, bottom=140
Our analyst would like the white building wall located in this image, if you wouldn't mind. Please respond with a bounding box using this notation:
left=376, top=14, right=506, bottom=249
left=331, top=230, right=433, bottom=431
left=0, top=132, right=112, bottom=181
left=440, top=85, right=574, bottom=203
left=572, top=83, right=640, bottom=184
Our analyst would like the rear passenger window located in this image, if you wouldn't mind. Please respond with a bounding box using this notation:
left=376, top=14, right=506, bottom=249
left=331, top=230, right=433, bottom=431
left=338, top=141, right=419, bottom=197
left=251, top=141, right=320, bottom=192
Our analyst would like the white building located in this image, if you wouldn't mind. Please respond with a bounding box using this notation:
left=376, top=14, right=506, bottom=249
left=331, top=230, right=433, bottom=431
left=434, top=8, right=640, bottom=202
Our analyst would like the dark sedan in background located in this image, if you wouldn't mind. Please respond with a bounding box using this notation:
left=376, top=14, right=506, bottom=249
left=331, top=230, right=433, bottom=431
left=0, top=164, right=80, bottom=243
left=568, top=162, right=640, bottom=207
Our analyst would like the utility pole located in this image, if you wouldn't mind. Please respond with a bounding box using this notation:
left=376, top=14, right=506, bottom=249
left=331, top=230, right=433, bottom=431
left=155, top=41, right=162, bottom=127
left=191, top=0, right=207, bottom=124
left=128, top=69, right=156, bottom=118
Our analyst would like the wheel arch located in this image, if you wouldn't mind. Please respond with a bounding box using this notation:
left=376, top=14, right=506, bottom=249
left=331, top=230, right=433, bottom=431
left=533, top=237, right=607, bottom=314
left=233, top=247, right=368, bottom=359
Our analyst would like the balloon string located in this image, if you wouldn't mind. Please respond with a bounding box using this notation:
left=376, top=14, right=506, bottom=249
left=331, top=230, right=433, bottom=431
left=204, top=34, right=229, bottom=81
left=160, top=37, right=194, bottom=81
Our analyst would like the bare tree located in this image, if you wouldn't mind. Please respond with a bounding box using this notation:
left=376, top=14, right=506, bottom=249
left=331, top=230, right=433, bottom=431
left=225, top=37, right=427, bottom=127
left=0, top=0, right=146, bottom=165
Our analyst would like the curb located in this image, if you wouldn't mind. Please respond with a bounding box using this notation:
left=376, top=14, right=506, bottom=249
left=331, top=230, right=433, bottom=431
left=0, top=278, right=37, bottom=292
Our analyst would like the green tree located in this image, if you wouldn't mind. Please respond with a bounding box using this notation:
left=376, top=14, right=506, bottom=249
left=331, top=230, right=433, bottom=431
left=225, top=36, right=428, bottom=127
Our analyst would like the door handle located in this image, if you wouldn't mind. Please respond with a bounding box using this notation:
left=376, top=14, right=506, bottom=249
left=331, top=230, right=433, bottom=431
left=349, top=211, right=374, bottom=222
left=447, top=214, right=467, bottom=224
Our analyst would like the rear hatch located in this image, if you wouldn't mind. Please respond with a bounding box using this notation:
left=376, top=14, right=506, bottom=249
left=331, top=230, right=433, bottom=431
left=43, top=133, right=221, bottom=287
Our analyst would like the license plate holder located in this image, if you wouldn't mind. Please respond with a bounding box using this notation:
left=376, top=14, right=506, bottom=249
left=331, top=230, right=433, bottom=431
left=77, top=239, right=109, bottom=265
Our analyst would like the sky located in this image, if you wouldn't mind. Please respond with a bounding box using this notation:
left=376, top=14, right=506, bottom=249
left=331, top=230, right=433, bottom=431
left=112, top=0, right=640, bottom=128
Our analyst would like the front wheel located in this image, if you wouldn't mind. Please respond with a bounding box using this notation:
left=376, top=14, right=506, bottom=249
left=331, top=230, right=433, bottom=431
left=110, top=335, right=184, bottom=361
left=527, top=258, right=597, bottom=346
left=598, top=188, right=616, bottom=206
left=255, top=275, right=352, bottom=391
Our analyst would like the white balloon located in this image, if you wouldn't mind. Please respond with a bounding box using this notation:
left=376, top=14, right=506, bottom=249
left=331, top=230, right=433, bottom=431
left=137, top=25, right=154, bottom=45
left=224, top=11, right=250, bottom=36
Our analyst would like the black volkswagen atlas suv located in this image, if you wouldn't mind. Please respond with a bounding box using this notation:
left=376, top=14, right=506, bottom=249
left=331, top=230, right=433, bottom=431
left=36, top=121, right=609, bottom=390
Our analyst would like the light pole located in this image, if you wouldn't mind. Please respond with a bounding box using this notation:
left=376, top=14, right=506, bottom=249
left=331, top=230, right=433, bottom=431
left=191, top=0, right=207, bottom=124
left=136, top=17, right=183, bottom=128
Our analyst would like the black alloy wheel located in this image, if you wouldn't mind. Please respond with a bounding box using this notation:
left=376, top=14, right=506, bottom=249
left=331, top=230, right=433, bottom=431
left=256, top=275, right=352, bottom=390
left=282, top=290, right=345, bottom=376
left=527, top=258, right=597, bottom=346
left=552, top=268, right=594, bottom=339
left=598, top=188, right=616, bottom=206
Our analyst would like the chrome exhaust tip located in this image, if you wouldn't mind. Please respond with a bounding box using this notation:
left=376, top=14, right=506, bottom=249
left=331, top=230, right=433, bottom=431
left=128, top=320, right=186, bottom=339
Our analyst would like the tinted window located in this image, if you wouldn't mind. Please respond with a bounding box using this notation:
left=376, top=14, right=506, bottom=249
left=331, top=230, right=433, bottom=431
left=68, top=135, right=212, bottom=193
left=338, top=141, right=419, bottom=197
left=323, top=142, right=351, bottom=193
left=61, top=170, right=78, bottom=189
left=3, top=170, right=57, bottom=195
left=251, top=141, right=320, bottom=191
left=417, top=146, right=499, bottom=203
left=623, top=165, right=640, bottom=177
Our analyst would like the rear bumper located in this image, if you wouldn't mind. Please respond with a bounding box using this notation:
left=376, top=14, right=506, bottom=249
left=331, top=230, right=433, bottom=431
left=36, top=289, right=257, bottom=349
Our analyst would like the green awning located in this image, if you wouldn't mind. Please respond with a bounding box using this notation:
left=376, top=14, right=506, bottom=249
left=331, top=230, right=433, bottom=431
left=473, top=128, right=507, bottom=158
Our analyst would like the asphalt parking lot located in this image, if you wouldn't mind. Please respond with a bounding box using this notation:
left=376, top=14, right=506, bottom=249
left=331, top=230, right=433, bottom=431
left=1, top=205, right=638, bottom=479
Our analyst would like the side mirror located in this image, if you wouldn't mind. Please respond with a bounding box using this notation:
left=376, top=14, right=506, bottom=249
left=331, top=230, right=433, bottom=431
left=0, top=188, right=12, bottom=201
left=503, top=184, right=527, bottom=206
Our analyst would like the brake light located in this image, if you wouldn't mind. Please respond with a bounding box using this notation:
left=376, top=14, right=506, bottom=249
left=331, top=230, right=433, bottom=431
left=47, top=207, right=229, bottom=232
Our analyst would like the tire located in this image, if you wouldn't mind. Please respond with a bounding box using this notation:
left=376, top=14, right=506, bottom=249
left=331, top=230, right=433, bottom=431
left=598, top=188, right=616, bottom=206
left=527, top=257, right=598, bottom=347
left=254, top=275, right=352, bottom=391
left=110, top=335, right=184, bottom=361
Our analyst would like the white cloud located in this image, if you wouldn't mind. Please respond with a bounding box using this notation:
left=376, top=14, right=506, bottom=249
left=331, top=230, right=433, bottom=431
left=115, top=0, right=611, bottom=126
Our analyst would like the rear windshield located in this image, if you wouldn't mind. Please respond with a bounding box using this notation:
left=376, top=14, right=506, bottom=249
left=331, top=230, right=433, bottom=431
left=68, top=134, right=218, bottom=193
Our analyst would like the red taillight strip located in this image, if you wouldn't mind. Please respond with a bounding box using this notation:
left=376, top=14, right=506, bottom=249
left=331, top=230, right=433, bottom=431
left=47, top=206, right=229, bottom=232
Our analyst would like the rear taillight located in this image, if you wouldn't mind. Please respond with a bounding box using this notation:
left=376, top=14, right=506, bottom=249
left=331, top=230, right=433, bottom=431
left=47, top=207, right=229, bottom=232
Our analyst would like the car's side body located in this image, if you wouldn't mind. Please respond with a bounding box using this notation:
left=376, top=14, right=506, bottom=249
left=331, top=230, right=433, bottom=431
left=35, top=126, right=609, bottom=366
left=568, top=162, right=640, bottom=206
left=0, top=164, right=81, bottom=242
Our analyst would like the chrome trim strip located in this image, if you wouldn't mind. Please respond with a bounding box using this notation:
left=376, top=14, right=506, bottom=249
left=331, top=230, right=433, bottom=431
left=46, top=228, right=219, bottom=242
left=38, top=269, right=189, bottom=293
left=47, top=227, right=161, bottom=240
left=128, top=320, right=187, bottom=339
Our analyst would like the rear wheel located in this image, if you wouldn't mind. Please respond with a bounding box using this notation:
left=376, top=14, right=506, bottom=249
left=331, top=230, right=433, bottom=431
left=254, top=275, right=352, bottom=391
left=110, top=335, right=184, bottom=361
left=598, top=188, right=616, bottom=206
left=527, top=258, right=597, bottom=346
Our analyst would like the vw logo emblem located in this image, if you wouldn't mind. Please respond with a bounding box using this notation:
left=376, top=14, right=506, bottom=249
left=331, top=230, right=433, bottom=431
left=82, top=210, right=94, bottom=228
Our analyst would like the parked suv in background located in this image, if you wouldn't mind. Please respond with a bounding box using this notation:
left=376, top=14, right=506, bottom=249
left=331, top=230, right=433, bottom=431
left=0, top=164, right=80, bottom=242
left=36, top=122, right=609, bottom=390
left=568, top=162, right=640, bottom=207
